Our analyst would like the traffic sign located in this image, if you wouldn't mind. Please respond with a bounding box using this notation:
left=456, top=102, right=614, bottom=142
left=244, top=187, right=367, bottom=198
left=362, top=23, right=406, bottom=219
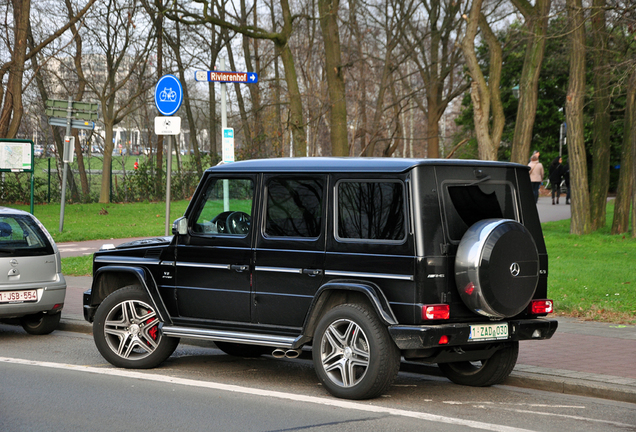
left=154, top=116, right=181, bottom=135
left=155, top=74, right=183, bottom=116
left=46, top=99, right=99, bottom=112
left=48, top=117, right=95, bottom=130
left=46, top=108, right=98, bottom=121
left=195, top=70, right=258, bottom=84
left=222, top=128, right=234, bottom=163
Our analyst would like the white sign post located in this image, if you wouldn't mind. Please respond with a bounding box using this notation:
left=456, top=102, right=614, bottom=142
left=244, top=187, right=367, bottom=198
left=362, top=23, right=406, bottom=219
left=222, top=128, right=234, bottom=163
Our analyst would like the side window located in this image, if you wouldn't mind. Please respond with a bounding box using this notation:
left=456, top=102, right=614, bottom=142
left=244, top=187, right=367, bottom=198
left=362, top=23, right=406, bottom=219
left=337, top=180, right=406, bottom=242
left=265, top=178, right=323, bottom=238
left=192, top=178, right=254, bottom=236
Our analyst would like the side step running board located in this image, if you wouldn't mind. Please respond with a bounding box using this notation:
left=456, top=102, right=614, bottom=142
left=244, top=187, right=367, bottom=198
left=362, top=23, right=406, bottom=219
left=161, top=325, right=303, bottom=349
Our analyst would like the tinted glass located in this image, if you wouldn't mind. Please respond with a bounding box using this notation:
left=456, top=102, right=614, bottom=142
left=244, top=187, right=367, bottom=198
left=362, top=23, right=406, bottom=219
left=444, top=182, right=516, bottom=241
left=265, top=178, right=323, bottom=238
left=192, top=178, right=254, bottom=236
left=0, top=215, right=54, bottom=257
left=337, top=181, right=405, bottom=241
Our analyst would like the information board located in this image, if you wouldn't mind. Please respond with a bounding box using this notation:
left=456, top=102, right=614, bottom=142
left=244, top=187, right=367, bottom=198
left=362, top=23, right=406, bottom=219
left=0, top=141, right=32, bottom=171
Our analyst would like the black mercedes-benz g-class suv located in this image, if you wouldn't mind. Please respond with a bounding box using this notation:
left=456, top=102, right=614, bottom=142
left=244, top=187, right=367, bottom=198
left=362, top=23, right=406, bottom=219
left=83, top=158, right=557, bottom=400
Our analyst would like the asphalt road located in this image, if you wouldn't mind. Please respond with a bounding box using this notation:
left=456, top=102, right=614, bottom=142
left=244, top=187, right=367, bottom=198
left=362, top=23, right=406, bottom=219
left=2, top=324, right=635, bottom=432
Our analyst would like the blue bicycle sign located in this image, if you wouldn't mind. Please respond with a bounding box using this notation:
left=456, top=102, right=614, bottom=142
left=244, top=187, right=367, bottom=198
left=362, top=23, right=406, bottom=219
left=155, top=75, right=183, bottom=116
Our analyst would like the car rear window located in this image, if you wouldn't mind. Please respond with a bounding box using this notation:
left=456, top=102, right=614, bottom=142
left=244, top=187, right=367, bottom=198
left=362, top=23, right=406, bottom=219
left=0, top=215, right=54, bottom=257
left=442, top=181, right=517, bottom=242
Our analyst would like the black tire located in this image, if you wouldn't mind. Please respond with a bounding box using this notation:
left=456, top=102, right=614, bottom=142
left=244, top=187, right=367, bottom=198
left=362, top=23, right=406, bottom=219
left=93, top=285, right=179, bottom=369
left=215, top=342, right=269, bottom=357
left=312, top=303, right=400, bottom=400
left=438, top=341, right=519, bottom=387
left=20, top=312, right=61, bottom=335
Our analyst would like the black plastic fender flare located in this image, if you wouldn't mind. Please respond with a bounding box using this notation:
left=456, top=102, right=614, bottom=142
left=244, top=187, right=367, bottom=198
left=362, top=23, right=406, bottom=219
left=89, top=265, right=172, bottom=325
left=302, top=279, right=398, bottom=337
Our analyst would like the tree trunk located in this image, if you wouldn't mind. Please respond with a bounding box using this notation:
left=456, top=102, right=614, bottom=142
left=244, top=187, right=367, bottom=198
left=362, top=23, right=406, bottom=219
left=509, top=0, right=551, bottom=165
left=318, top=0, right=348, bottom=157
left=589, top=0, right=611, bottom=230
left=566, top=0, right=591, bottom=234
left=100, top=123, right=115, bottom=203
left=611, top=69, right=636, bottom=234
left=460, top=0, right=504, bottom=161
left=0, top=0, right=30, bottom=138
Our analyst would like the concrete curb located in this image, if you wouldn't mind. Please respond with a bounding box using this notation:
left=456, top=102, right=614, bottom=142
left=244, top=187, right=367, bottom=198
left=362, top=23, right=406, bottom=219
left=58, top=316, right=636, bottom=404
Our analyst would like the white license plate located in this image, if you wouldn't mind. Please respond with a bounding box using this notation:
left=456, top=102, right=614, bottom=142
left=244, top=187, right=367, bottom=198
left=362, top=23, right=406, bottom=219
left=0, top=290, right=38, bottom=303
left=469, top=323, right=509, bottom=341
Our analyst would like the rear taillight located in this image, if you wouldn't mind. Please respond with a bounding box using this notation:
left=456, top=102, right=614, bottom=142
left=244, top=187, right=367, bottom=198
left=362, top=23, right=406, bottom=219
left=422, top=304, right=450, bottom=320
left=529, top=299, right=553, bottom=315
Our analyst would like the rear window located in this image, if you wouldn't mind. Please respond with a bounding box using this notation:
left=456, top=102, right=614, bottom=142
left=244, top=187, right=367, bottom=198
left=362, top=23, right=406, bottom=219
left=442, top=181, right=517, bottom=242
left=0, top=215, right=54, bottom=257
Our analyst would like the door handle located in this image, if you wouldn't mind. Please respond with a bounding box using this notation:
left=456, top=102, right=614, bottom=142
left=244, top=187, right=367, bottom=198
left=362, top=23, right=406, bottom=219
left=302, top=269, right=323, bottom=277
left=231, top=264, right=249, bottom=272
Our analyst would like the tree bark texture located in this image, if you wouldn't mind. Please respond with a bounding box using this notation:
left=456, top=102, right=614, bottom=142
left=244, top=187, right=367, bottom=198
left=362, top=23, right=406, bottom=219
left=319, top=0, right=349, bottom=157
left=589, top=0, right=611, bottom=230
left=565, top=0, right=591, bottom=234
left=611, top=69, right=635, bottom=234
left=0, top=0, right=30, bottom=138
left=460, top=0, right=504, bottom=161
left=509, top=0, right=551, bottom=165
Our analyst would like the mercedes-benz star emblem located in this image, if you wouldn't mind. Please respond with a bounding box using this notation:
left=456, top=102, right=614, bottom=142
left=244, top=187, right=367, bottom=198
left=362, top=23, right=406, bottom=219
left=510, top=262, right=521, bottom=277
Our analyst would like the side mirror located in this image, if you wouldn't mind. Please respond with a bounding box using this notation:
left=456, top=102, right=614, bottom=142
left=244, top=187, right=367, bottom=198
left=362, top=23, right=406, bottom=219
left=172, top=217, right=188, bottom=236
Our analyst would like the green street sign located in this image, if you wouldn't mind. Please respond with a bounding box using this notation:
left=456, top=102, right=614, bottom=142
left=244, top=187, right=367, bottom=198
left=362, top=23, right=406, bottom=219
left=45, top=99, right=99, bottom=113
left=45, top=108, right=98, bottom=121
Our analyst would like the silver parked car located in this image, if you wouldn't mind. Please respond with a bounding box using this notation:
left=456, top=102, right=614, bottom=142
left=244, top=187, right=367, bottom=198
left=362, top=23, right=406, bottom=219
left=0, top=207, right=66, bottom=334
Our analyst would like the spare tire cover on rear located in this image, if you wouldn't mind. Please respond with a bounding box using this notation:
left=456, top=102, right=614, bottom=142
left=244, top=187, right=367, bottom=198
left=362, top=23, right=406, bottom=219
left=455, top=219, right=539, bottom=318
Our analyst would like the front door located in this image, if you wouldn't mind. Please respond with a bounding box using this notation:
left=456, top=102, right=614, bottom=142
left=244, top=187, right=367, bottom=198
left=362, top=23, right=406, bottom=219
left=174, top=175, right=256, bottom=323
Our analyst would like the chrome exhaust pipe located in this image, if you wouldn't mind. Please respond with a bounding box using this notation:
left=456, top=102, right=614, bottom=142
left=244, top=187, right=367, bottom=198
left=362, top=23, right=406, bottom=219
left=272, top=348, right=286, bottom=358
left=272, top=348, right=300, bottom=359
left=285, top=349, right=300, bottom=359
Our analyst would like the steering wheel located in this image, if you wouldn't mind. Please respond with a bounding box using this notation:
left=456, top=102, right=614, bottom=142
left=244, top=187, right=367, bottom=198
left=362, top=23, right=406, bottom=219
left=226, top=211, right=251, bottom=235
left=211, top=211, right=233, bottom=233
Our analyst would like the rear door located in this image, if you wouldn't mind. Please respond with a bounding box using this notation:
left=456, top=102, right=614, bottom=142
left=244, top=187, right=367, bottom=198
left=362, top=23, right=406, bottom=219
left=252, top=175, right=327, bottom=328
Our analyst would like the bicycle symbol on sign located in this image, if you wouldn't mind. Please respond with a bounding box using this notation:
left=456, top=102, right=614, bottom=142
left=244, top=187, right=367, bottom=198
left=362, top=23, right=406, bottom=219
left=159, top=87, right=177, bottom=102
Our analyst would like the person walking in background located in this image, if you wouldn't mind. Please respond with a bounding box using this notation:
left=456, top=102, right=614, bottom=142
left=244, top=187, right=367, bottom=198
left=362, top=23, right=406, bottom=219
left=548, top=157, right=564, bottom=205
left=528, top=152, right=544, bottom=203
left=562, top=163, right=571, bottom=204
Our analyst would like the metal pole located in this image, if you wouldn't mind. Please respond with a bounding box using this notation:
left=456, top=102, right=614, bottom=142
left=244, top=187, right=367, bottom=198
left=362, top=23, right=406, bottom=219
left=165, top=135, right=172, bottom=236
left=59, top=97, right=72, bottom=232
left=221, top=58, right=229, bottom=212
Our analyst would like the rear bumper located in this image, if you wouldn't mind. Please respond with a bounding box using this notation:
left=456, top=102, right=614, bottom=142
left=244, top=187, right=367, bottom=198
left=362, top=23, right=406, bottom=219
left=388, top=318, right=558, bottom=350
left=0, top=276, right=66, bottom=319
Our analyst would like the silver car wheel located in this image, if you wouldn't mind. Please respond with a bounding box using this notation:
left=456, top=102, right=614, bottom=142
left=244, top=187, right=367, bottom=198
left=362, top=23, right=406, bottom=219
left=104, top=299, right=161, bottom=360
left=319, top=318, right=370, bottom=388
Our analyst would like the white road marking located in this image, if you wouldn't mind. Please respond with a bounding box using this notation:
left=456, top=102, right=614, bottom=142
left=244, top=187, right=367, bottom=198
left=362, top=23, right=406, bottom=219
left=0, top=356, right=537, bottom=432
left=501, top=408, right=635, bottom=428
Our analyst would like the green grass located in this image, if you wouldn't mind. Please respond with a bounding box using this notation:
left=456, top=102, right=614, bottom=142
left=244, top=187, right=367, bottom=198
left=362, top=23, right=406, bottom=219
left=20, top=200, right=635, bottom=323
left=62, top=255, right=93, bottom=276
left=544, top=202, right=635, bottom=324
left=10, top=201, right=191, bottom=242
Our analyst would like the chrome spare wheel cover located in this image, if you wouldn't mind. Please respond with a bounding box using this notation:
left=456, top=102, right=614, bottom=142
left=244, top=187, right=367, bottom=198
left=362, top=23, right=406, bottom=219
left=320, top=318, right=370, bottom=388
left=104, top=299, right=162, bottom=360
